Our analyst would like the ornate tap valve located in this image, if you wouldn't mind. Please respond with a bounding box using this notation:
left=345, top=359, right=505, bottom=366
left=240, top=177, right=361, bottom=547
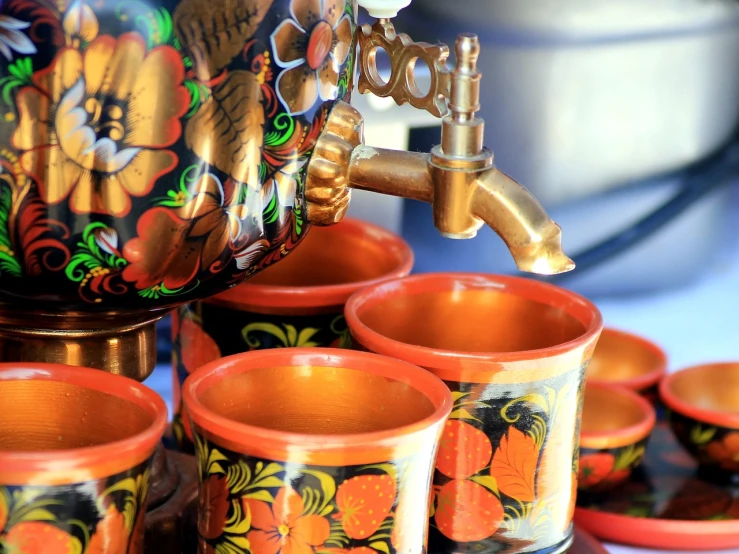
left=306, top=16, right=575, bottom=275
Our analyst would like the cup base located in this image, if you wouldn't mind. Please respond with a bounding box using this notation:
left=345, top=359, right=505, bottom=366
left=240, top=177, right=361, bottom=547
left=428, top=528, right=574, bottom=554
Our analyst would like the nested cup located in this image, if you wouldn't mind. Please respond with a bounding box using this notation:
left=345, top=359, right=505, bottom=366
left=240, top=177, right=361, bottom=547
left=0, top=364, right=167, bottom=553
left=170, top=217, right=413, bottom=449
left=183, top=348, right=452, bottom=554
left=345, top=273, right=603, bottom=554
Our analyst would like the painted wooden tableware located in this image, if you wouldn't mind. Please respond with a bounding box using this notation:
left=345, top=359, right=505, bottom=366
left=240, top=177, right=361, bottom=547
left=182, top=347, right=453, bottom=554
left=0, top=363, right=167, bottom=552
left=660, top=362, right=739, bottom=481
left=170, top=217, right=413, bottom=450
left=586, top=328, right=667, bottom=406
left=575, top=423, right=739, bottom=551
left=578, top=383, right=656, bottom=492
left=344, top=273, right=603, bottom=554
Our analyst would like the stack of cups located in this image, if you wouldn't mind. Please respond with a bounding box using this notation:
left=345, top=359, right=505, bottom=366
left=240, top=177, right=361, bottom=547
left=168, top=218, right=604, bottom=554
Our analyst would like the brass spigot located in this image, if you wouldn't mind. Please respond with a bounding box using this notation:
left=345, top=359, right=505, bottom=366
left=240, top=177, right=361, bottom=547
left=306, top=22, right=575, bottom=275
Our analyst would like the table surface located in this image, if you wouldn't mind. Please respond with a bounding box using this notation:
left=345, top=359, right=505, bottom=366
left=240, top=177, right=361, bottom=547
left=145, top=214, right=739, bottom=554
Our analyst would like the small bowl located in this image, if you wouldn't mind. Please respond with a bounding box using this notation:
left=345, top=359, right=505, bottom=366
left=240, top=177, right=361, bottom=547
left=587, top=328, right=667, bottom=400
left=578, top=383, right=657, bottom=491
left=660, top=363, right=739, bottom=477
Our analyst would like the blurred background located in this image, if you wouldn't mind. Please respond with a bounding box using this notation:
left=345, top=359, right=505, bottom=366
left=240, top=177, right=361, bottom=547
left=151, top=3, right=739, bottom=550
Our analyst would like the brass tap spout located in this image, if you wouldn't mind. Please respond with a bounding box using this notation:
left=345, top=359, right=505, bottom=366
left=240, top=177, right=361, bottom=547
left=305, top=24, right=575, bottom=275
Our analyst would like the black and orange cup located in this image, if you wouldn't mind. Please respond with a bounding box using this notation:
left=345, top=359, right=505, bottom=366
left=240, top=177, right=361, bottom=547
left=586, top=328, right=667, bottom=408
left=660, top=362, right=739, bottom=481
left=0, top=364, right=167, bottom=552
left=182, top=348, right=452, bottom=554
left=345, top=273, right=603, bottom=554
left=578, top=383, right=656, bottom=492
left=170, top=217, right=413, bottom=450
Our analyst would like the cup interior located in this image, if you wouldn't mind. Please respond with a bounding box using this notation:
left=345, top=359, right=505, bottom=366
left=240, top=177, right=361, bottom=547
left=662, top=363, right=739, bottom=417
left=249, top=219, right=410, bottom=288
left=587, top=328, right=665, bottom=387
left=197, top=364, right=437, bottom=435
left=353, top=280, right=589, bottom=353
left=0, top=379, right=156, bottom=452
left=581, top=385, right=653, bottom=437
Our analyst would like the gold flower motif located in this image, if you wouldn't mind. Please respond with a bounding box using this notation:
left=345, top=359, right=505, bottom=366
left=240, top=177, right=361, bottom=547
left=270, top=0, right=352, bottom=115
left=12, top=32, right=189, bottom=217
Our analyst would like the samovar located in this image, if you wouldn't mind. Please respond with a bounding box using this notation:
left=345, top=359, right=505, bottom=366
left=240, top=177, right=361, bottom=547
left=0, top=0, right=574, bottom=548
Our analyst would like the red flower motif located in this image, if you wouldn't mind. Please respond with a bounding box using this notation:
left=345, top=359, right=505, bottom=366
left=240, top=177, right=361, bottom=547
left=578, top=453, right=629, bottom=488
left=334, top=474, right=396, bottom=540
left=245, top=486, right=330, bottom=554
left=706, top=432, right=739, bottom=472
left=199, top=474, right=230, bottom=540
left=122, top=174, right=251, bottom=290
left=1, top=522, right=81, bottom=553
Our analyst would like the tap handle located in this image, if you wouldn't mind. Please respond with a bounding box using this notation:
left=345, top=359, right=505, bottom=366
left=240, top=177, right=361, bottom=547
left=450, top=34, right=481, bottom=122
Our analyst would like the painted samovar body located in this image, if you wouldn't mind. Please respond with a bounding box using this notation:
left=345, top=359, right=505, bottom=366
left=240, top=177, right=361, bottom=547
left=0, top=0, right=573, bottom=377
left=0, top=0, right=354, bottom=313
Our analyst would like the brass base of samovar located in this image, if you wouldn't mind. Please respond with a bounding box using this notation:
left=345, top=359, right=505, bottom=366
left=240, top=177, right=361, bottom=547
left=0, top=305, right=198, bottom=553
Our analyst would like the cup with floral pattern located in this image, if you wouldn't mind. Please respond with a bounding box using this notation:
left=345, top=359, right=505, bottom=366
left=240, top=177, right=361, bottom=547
left=344, top=273, right=603, bottom=554
left=578, top=383, right=656, bottom=492
left=182, top=347, right=452, bottom=554
left=170, top=217, right=413, bottom=451
left=0, top=363, right=167, bottom=553
left=660, top=362, right=739, bottom=481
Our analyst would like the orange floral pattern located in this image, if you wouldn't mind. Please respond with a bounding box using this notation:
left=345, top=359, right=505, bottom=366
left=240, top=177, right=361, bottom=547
left=334, top=475, right=396, bottom=540
left=0, top=460, right=151, bottom=554
left=192, top=432, right=436, bottom=554
left=706, top=432, right=739, bottom=472
left=246, top=487, right=330, bottom=554
left=428, top=376, right=585, bottom=554
left=0, top=0, right=355, bottom=314
left=490, top=426, right=539, bottom=502
left=12, top=33, right=188, bottom=217
left=436, top=420, right=492, bottom=480
left=1, top=522, right=81, bottom=554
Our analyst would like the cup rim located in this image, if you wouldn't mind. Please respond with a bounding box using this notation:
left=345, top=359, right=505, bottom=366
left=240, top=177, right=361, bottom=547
left=580, top=382, right=657, bottom=449
left=344, top=272, right=603, bottom=371
left=208, top=218, right=414, bottom=310
left=182, top=348, right=453, bottom=465
left=0, top=363, right=168, bottom=484
left=588, top=327, right=668, bottom=391
left=659, top=362, right=739, bottom=429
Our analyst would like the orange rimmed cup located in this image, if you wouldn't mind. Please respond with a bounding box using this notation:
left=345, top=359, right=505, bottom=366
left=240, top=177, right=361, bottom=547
left=345, top=273, right=603, bottom=554
left=587, top=328, right=667, bottom=405
left=578, top=383, right=656, bottom=491
left=0, top=364, right=167, bottom=552
left=183, top=348, right=452, bottom=554
left=660, top=362, right=739, bottom=479
left=170, top=217, right=413, bottom=450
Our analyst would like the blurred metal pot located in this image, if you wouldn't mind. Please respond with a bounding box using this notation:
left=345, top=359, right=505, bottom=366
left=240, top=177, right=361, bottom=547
left=401, top=0, right=739, bottom=206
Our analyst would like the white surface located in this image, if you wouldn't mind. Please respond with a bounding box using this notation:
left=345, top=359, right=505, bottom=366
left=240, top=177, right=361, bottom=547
left=357, top=0, right=412, bottom=19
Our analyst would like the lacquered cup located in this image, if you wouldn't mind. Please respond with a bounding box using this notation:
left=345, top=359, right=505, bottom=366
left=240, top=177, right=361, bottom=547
left=660, top=362, right=739, bottom=479
left=183, top=348, right=452, bottom=554
left=170, top=217, right=413, bottom=449
left=345, top=273, right=603, bottom=554
left=0, top=364, right=167, bottom=552
left=578, top=383, right=656, bottom=491
left=586, top=328, right=667, bottom=405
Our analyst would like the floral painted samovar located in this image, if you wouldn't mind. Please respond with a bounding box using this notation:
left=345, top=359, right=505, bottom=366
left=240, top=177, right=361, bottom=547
left=0, top=0, right=574, bottom=549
